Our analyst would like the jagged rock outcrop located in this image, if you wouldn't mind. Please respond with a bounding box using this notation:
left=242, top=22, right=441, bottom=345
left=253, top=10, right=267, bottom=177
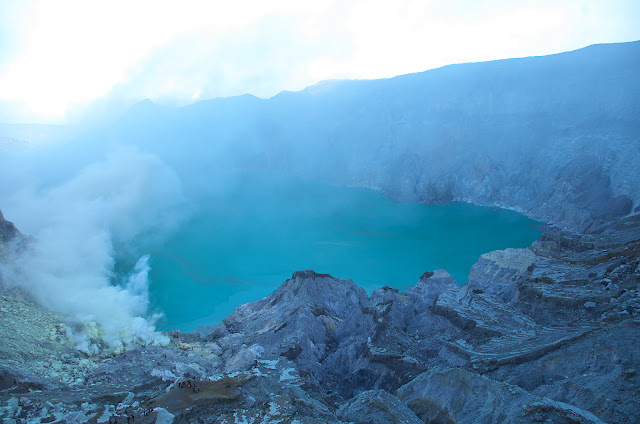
left=337, top=390, right=423, bottom=424
left=396, top=367, right=606, bottom=424
left=194, top=221, right=637, bottom=422
left=0, top=210, right=22, bottom=264
left=1, top=216, right=639, bottom=423
left=0, top=210, right=20, bottom=243
left=208, top=270, right=368, bottom=378
left=201, top=214, right=638, bottom=423
left=466, top=248, right=536, bottom=302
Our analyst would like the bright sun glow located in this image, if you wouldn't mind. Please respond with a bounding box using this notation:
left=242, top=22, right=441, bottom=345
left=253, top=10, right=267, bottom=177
left=0, top=0, right=638, bottom=123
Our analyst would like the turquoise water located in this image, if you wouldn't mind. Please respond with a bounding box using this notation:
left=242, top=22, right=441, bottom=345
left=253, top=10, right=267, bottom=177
left=146, top=173, right=542, bottom=331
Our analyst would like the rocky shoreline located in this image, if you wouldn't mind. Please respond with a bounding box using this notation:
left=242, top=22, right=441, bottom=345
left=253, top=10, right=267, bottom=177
left=1, top=209, right=639, bottom=423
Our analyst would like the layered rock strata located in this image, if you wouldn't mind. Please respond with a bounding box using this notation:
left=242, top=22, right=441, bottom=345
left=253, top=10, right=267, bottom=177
left=1, top=212, right=638, bottom=423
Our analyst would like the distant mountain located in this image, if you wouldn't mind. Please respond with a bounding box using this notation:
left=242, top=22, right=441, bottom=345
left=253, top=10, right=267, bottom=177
left=108, top=41, right=640, bottom=231
left=0, top=123, right=65, bottom=149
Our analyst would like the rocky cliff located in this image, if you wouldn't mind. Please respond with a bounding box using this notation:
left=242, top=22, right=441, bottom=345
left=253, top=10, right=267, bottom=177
left=0, top=210, right=21, bottom=254
left=1, top=214, right=638, bottom=423
left=1, top=41, right=640, bottom=423
left=264, top=42, right=639, bottom=232
left=105, top=41, right=640, bottom=232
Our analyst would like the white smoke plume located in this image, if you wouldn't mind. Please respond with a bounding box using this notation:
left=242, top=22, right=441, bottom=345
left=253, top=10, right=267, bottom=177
left=0, top=147, right=187, bottom=355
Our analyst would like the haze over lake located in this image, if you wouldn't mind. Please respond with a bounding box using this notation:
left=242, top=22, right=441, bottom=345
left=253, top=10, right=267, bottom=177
left=144, top=172, right=542, bottom=331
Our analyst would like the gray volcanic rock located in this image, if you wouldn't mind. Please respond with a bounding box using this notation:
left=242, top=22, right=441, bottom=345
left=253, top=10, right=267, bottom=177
left=168, top=235, right=638, bottom=422
left=488, top=320, right=640, bottom=422
left=1, top=222, right=639, bottom=422
left=208, top=270, right=368, bottom=379
left=321, top=271, right=465, bottom=400
left=0, top=292, right=87, bottom=390
left=466, top=248, right=536, bottom=301
left=405, top=269, right=459, bottom=308
left=206, top=269, right=465, bottom=404
left=337, top=390, right=422, bottom=424
left=396, top=367, right=606, bottom=424
left=0, top=210, right=20, bottom=243
left=427, top=223, right=640, bottom=423
left=0, top=210, right=22, bottom=265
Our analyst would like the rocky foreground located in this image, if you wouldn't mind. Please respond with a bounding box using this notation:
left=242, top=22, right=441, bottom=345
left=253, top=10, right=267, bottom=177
left=0, top=210, right=639, bottom=423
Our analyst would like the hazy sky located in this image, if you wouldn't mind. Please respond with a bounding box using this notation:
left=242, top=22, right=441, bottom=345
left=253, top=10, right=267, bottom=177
left=0, top=0, right=639, bottom=123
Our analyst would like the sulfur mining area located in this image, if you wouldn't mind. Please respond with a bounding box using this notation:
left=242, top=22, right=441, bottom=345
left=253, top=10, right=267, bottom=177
left=1, top=41, right=640, bottom=424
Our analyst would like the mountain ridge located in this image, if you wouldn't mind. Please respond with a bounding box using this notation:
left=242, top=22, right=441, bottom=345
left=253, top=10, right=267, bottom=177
left=106, top=40, right=640, bottom=231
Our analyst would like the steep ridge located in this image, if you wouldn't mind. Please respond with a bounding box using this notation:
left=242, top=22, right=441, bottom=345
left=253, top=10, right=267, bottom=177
left=104, top=40, right=640, bottom=231
left=0, top=210, right=21, bottom=247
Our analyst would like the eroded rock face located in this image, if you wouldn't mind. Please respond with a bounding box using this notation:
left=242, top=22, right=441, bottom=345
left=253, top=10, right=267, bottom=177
left=467, top=248, right=536, bottom=301
left=0, top=210, right=21, bottom=243
left=1, top=219, right=639, bottom=423
left=0, top=210, right=22, bottom=266
left=197, top=218, right=638, bottom=423
left=337, top=390, right=423, bottom=424
left=396, top=367, right=606, bottom=424
left=2, top=211, right=639, bottom=423
left=208, top=271, right=369, bottom=378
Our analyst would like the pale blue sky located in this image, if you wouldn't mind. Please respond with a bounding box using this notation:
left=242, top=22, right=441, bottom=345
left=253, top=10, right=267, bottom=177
left=1, top=0, right=639, bottom=123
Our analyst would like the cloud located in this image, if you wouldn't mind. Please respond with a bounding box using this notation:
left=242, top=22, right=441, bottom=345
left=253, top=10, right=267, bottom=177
left=1, top=0, right=639, bottom=123
left=108, top=12, right=352, bottom=105
left=0, top=147, right=187, bottom=354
